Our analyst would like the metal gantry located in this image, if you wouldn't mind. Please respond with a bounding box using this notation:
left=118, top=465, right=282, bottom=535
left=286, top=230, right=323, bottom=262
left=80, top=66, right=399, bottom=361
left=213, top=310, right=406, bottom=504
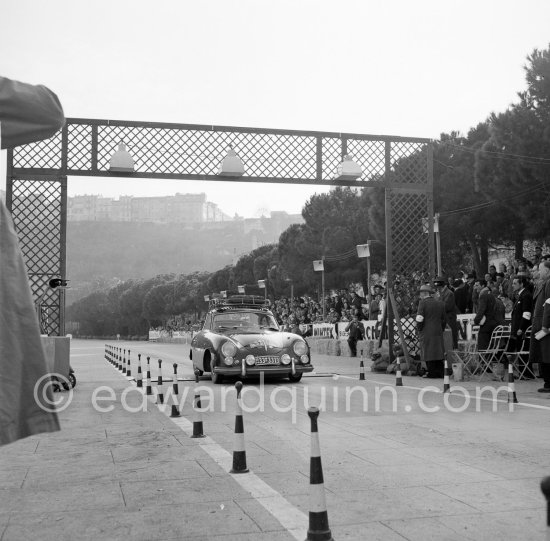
left=5, top=118, right=434, bottom=338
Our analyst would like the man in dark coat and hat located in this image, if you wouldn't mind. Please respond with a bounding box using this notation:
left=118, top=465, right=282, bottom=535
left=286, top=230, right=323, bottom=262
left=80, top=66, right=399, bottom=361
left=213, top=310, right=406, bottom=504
left=416, top=284, right=446, bottom=378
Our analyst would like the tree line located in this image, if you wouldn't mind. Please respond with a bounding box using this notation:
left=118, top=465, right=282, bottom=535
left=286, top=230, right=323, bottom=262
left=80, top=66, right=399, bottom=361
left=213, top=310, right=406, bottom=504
left=67, top=45, right=550, bottom=337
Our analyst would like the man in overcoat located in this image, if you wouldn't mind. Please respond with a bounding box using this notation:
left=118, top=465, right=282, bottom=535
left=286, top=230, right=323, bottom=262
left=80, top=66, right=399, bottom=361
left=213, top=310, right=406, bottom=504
left=529, top=261, right=550, bottom=392
left=416, top=284, right=446, bottom=378
left=507, top=276, right=534, bottom=378
left=474, top=280, right=503, bottom=350
left=434, top=276, right=459, bottom=349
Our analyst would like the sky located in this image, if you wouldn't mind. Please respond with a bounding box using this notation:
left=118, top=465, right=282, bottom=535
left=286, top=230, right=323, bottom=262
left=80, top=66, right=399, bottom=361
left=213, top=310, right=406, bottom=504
left=2, top=0, right=550, bottom=218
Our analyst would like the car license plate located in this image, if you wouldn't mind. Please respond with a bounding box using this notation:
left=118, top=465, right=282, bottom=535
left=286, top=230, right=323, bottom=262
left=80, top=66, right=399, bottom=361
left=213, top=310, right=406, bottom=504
left=256, top=356, right=280, bottom=365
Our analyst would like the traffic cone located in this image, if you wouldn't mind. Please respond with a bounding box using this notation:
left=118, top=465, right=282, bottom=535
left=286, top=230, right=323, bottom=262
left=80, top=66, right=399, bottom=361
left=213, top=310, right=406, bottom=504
left=170, top=363, right=180, bottom=417
left=230, top=381, right=248, bottom=473
left=126, top=349, right=132, bottom=378
left=443, top=359, right=450, bottom=393
left=507, top=363, right=518, bottom=404
left=136, top=353, right=143, bottom=388
left=306, top=407, right=333, bottom=541
left=359, top=350, right=365, bottom=381
left=191, top=373, right=205, bottom=438
left=395, top=357, right=403, bottom=387
left=541, top=477, right=550, bottom=534
left=145, top=356, right=152, bottom=396
left=157, top=359, right=164, bottom=404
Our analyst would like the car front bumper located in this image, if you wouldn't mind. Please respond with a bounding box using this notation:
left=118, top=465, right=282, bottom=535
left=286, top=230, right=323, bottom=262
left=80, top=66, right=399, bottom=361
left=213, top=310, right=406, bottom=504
left=213, top=364, right=314, bottom=377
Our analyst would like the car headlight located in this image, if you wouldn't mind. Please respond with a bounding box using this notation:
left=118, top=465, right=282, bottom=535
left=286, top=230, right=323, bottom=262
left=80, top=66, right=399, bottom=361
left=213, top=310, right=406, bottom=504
left=223, top=356, right=234, bottom=365
left=300, top=354, right=310, bottom=364
left=293, top=341, right=308, bottom=356
left=281, top=354, right=291, bottom=365
left=245, top=355, right=256, bottom=366
left=221, top=341, right=237, bottom=358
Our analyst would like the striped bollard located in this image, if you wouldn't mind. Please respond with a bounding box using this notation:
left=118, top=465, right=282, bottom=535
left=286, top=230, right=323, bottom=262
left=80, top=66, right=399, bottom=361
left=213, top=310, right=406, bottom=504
left=541, top=477, right=550, bottom=539
left=359, top=350, right=365, bottom=381
left=145, top=356, right=152, bottom=396
left=157, top=359, right=164, bottom=404
left=136, top=354, right=143, bottom=388
left=122, top=349, right=127, bottom=374
left=230, top=381, right=248, bottom=473
left=126, top=349, right=132, bottom=377
left=395, top=357, right=403, bottom=387
left=116, top=348, right=120, bottom=369
left=170, top=364, right=180, bottom=417
left=443, top=359, right=450, bottom=393
left=191, top=371, right=205, bottom=438
left=306, top=407, right=333, bottom=541
left=507, top=363, right=518, bottom=404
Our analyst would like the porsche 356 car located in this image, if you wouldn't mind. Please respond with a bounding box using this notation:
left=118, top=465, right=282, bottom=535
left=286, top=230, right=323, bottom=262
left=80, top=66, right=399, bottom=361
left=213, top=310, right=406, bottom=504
left=190, top=295, right=313, bottom=383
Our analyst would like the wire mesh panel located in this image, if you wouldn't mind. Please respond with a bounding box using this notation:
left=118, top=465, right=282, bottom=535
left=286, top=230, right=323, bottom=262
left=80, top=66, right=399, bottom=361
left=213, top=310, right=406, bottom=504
left=9, top=177, right=66, bottom=336
left=11, top=119, right=427, bottom=186
left=386, top=141, right=434, bottom=359
left=7, top=119, right=433, bottom=340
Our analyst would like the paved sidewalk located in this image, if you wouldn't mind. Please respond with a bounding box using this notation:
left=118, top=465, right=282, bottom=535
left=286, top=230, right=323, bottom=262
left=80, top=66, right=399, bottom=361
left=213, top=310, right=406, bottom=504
left=0, top=342, right=299, bottom=541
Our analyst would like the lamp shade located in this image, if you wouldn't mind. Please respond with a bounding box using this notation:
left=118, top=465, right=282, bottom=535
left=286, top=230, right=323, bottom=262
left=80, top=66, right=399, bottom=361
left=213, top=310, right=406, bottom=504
left=334, top=154, right=362, bottom=181
left=217, top=147, right=244, bottom=177
left=313, top=260, right=324, bottom=272
left=356, top=244, right=370, bottom=258
left=109, top=143, right=135, bottom=172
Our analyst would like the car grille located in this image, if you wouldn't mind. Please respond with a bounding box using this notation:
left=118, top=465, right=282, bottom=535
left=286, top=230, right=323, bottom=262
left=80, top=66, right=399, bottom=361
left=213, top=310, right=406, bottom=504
left=255, top=356, right=280, bottom=365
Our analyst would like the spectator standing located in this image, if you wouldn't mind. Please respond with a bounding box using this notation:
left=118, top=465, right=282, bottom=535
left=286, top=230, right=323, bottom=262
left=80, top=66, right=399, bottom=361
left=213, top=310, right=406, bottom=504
left=416, top=284, right=446, bottom=378
left=474, top=280, right=503, bottom=350
left=453, top=278, right=469, bottom=314
left=507, top=276, right=534, bottom=378
left=465, top=272, right=476, bottom=313
left=532, top=245, right=543, bottom=268
left=349, top=290, right=364, bottom=312
left=529, top=261, right=550, bottom=392
left=345, top=313, right=364, bottom=357
left=433, top=276, right=459, bottom=349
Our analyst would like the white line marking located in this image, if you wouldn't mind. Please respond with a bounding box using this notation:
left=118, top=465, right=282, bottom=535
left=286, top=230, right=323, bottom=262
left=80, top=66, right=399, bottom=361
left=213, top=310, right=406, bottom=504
left=148, top=390, right=307, bottom=539
left=335, top=374, right=550, bottom=410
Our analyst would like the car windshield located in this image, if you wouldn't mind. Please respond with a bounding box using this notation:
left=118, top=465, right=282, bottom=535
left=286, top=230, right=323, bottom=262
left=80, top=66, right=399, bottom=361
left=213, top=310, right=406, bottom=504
left=213, top=312, right=279, bottom=332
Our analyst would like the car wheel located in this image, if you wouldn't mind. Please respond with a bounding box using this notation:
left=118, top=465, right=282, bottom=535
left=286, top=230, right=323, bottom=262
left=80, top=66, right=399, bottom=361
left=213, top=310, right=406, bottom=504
left=288, top=373, right=303, bottom=383
left=211, top=370, right=223, bottom=384
left=68, top=372, right=77, bottom=388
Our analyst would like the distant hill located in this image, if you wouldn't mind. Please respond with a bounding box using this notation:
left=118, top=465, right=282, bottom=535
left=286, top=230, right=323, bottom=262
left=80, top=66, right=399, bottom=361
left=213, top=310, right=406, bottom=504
left=65, top=217, right=300, bottom=305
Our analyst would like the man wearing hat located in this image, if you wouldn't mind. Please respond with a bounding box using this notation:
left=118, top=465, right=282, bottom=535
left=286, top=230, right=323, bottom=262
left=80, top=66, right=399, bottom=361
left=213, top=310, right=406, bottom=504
left=433, top=276, right=459, bottom=349
left=416, top=283, right=447, bottom=378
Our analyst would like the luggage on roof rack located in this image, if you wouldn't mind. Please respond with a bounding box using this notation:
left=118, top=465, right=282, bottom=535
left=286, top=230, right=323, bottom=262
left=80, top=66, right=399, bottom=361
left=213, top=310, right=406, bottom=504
left=209, top=294, right=268, bottom=309
left=222, top=295, right=267, bottom=306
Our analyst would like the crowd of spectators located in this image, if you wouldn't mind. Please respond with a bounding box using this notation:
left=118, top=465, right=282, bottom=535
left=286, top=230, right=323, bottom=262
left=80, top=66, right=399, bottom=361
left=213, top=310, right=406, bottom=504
left=157, top=247, right=550, bottom=339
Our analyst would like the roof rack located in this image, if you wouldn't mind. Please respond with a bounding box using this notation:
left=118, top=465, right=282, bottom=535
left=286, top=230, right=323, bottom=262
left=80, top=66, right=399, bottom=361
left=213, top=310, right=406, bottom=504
left=209, top=295, right=270, bottom=310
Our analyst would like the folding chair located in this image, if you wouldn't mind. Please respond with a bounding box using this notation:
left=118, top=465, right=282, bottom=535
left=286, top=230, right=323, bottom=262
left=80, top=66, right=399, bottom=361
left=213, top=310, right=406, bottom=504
left=511, top=326, right=533, bottom=380
left=454, top=325, right=510, bottom=381
left=451, top=340, right=478, bottom=380
left=475, top=325, right=511, bottom=381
